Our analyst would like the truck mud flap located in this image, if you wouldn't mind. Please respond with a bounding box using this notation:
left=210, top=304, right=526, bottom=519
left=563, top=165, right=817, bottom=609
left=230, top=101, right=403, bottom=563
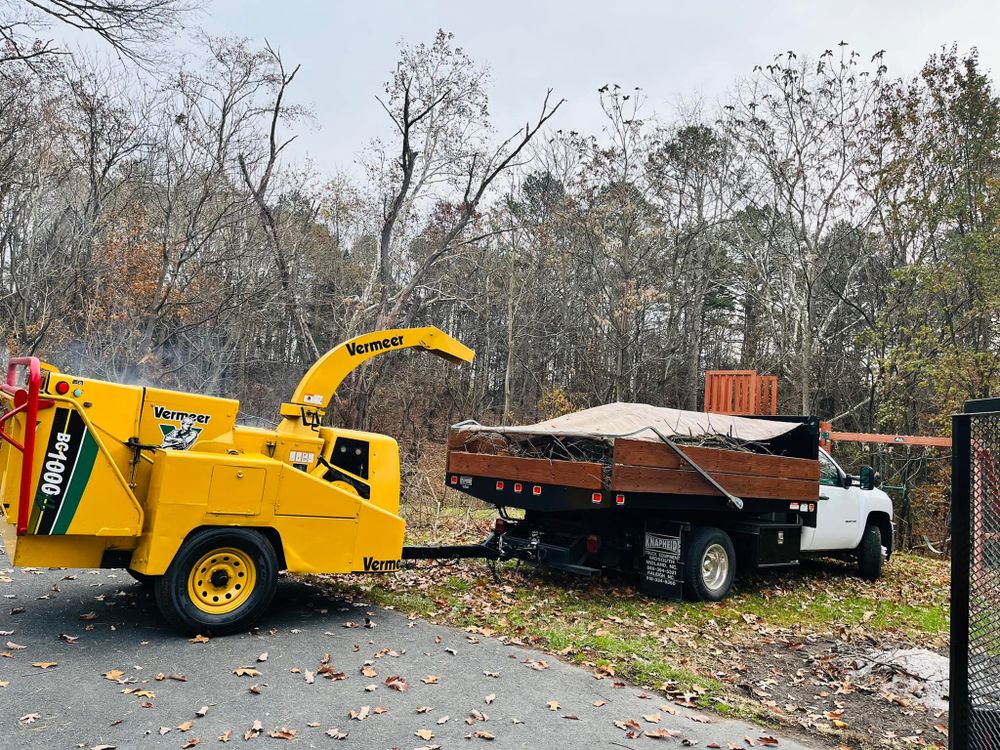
left=640, top=522, right=689, bottom=600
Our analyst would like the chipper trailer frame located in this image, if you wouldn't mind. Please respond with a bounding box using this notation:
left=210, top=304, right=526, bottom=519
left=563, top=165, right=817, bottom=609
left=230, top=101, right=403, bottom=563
left=0, top=327, right=473, bottom=634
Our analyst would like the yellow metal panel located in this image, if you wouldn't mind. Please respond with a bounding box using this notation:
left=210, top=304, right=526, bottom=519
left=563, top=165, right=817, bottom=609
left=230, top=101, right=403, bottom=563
left=208, top=466, right=266, bottom=516
left=274, top=461, right=362, bottom=518
left=139, top=387, right=240, bottom=453
left=8, top=534, right=136, bottom=568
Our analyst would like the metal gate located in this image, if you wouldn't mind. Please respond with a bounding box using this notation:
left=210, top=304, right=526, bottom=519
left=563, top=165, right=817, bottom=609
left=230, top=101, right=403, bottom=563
left=951, top=398, right=1000, bottom=748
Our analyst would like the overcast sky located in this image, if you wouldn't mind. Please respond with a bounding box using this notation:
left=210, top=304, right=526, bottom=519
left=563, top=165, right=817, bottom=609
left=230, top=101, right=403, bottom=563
left=190, top=0, right=998, bottom=175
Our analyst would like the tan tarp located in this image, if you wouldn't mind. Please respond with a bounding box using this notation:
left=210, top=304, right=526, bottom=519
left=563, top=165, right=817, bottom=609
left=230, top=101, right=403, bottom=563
left=455, top=402, right=798, bottom=443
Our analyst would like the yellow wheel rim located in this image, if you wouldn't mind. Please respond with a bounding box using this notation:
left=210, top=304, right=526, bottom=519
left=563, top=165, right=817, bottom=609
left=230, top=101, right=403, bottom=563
left=187, top=547, right=256, bottom=615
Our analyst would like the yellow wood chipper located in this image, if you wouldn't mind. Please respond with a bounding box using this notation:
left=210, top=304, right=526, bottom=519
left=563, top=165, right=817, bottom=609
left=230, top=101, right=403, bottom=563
left=0, top=327, right=473, bottom=634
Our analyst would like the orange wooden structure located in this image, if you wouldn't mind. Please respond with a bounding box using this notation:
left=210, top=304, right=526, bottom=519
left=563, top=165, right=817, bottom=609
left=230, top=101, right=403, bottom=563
left=818, top=422, right=951, bottom=449
left=703, top=370, right=951, bottom=448
left=703, top=370, right=778, bottom=416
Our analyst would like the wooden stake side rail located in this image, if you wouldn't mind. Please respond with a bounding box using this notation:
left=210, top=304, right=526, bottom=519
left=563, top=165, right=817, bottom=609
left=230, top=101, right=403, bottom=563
left=609, top=464, right=818, bottom=501
left=612, top=439, right=819, bottom=482
left=447, top=451, right=604, bottom=490
left=447, top=431, right=821, bottom=503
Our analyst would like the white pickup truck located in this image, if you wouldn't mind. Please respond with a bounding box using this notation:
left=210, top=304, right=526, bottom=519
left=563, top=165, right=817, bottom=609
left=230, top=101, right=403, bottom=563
left=799, top=448, right=895, bottom=580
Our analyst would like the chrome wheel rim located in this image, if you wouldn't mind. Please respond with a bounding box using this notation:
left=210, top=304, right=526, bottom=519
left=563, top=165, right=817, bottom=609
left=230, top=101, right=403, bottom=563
left=701, top=543, right=729, bottom=591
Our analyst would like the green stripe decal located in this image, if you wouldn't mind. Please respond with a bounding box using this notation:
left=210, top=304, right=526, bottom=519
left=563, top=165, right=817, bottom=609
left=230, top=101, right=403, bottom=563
left=50, top=430, right=98, bottom=535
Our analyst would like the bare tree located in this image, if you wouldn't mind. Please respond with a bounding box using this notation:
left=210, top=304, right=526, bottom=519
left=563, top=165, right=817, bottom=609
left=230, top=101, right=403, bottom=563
left=1, top=0, right=195, bottom=65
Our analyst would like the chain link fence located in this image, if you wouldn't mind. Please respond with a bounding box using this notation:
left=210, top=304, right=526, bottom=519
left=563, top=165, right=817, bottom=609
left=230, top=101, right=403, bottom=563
left=951, top=398, right=1000, bottom=748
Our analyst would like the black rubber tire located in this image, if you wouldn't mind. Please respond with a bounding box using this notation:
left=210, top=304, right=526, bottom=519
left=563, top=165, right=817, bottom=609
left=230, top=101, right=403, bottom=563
left=126, top=568, right=154, bottom=586
left=154, top=527, right=279, bottom=636
left=683, top=526, right=736, bottom=602
left=858, top=523, right=884, bottom=581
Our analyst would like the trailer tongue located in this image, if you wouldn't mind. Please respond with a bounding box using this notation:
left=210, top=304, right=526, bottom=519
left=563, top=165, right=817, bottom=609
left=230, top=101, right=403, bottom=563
left=440, top=404, right=822, bottom=601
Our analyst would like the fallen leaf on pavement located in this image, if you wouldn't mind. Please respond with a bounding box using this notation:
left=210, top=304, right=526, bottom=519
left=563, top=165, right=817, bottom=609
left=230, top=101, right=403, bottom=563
left=326, top=728, right=348, bottom=739
left=196, top=706, right=209, bottom=718
left=244, top=720, right=263, bottom=740
left=218, top=729, right=231, bottom=742
left=188, top=634, right=209, bottom=644
left=178, top=720, right=193, bottom=731
left=645, top=728, right=681, bottom=739
left=267, top=728, right=296, bottom=739
left=415, top=729, right=434, bottom=740
left=546, top=700, right=560, bottom=711
left=349, top=706, right=370, bottom=721
left=233, top=667, right=260, bottom=677
left=421, top=675, right=439, bottom=684
left=32, top=661, right=57, bottom=669
left=385, top=675, right=409, bottom=692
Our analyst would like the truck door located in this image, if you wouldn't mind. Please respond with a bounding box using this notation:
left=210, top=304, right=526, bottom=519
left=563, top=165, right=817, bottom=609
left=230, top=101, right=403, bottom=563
left=800, top=449, right=862, bottom=551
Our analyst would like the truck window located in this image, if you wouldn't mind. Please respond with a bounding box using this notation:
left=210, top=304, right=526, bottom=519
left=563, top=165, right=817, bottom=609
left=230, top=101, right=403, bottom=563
left=818, top=451, right=841, bottom=487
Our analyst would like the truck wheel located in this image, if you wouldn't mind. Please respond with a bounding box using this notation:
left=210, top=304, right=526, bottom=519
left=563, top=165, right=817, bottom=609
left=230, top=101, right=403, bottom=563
left=857, top=523, right=883, bottom=581
left=154, top=527, right=279, bottom=636
left=684, top=527, right=736, bottom=602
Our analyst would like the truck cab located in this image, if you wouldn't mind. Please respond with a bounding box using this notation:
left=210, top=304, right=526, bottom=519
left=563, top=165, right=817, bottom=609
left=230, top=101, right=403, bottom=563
left=800, top=448, right=894, bottom=565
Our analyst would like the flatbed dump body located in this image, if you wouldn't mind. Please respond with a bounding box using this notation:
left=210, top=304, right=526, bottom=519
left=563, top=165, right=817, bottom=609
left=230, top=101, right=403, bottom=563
left=447, top=435, right=819, bottom=511
left=439, top=403, right=866, bottom=602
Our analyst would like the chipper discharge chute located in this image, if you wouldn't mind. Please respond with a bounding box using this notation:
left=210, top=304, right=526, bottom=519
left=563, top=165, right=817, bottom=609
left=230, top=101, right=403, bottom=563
left=0, top=328, right=474, bottom=634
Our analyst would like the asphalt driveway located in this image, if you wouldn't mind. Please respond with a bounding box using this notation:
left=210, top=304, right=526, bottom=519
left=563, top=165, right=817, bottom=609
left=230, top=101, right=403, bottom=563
left=0, top=559, right=816, bottom=749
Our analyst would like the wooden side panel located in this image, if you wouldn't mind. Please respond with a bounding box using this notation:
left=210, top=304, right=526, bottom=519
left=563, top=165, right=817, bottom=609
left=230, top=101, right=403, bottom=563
left=448, top=452, right=604, bottom=490
left=612, top=440, right=819, bottom=481
left=611, top=464, right=818, bottom=501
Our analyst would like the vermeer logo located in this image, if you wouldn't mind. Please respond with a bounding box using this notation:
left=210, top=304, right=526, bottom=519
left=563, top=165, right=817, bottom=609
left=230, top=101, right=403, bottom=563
left=154, top=406, right=212, bottom=451
left=362, top=556, right=401, bottom=572
left=346, top=336, right=404, bottom=356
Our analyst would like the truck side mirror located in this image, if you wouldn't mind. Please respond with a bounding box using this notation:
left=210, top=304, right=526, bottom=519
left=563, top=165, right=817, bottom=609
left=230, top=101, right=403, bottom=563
left=859, top=465, right=877, bottom=491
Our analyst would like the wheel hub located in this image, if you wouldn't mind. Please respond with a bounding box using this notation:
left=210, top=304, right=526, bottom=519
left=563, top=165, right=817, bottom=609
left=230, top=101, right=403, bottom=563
left=701, top=543, right=729, bottom=592
left=187, top=547, right=257, bottom=615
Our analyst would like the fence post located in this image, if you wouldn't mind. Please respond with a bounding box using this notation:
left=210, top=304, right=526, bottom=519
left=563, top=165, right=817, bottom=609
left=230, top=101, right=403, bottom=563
left=950, top=409, right=971, bottom=749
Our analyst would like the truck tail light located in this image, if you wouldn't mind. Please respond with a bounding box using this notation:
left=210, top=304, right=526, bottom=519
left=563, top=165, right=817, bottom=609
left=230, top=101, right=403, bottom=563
left=591, top=492, right=602, bottom=504
left=496, top=480, right=504, bottom=490
left=532, top=485, right=541, bottom=495
left=586, top=534, right=601, bottom=555
left=513, top=482, right=522, bottom=493
left=449, top=475, right=458, bottom=485
left=615, top=494, right=625, bottom=505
